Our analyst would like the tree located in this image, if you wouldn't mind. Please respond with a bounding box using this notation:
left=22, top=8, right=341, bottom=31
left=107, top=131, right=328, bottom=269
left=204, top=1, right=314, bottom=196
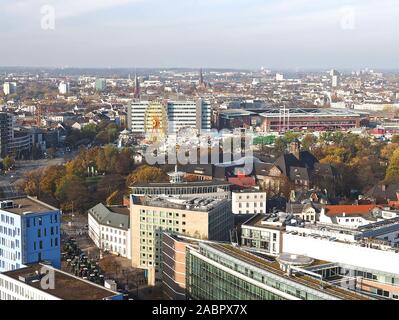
left=19, top=169, right=44, bottom=196
left=385, top=148, right=399, bottom=184
left=55, top=175, right=90, bottom=212
left=126, top=165, right=169, bottom=187
left=40, top=165, right=66, bottom=198
left=272, top=137, right=287, bottom=157
left=301, top=134, right=318, bottom=151
left=392, top=135, right=399, bottom=144
left=2, top=156, right=15, bottom=171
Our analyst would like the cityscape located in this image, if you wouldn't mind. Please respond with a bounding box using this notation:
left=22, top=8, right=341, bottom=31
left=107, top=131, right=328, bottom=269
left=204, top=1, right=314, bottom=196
left=0, top=0, right=399, bottom=310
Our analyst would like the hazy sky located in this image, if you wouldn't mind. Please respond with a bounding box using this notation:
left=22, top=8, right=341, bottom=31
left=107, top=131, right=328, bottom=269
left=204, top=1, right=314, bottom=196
left=0, top=0, right=398, bottom=69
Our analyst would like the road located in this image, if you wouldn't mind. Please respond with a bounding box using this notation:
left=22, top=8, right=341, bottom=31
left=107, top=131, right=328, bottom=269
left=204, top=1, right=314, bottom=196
left=0, top=150, right=78, bottom=198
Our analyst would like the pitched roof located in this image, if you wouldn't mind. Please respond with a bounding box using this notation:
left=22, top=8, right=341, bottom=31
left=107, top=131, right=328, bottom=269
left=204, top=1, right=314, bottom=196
left=88, top=203, right=130, bottom=230
left=323, top=204, right=379, bottom=216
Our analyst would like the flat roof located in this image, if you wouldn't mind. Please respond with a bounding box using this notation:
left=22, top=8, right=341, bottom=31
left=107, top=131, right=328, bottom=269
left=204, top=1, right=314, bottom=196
left=260, top=108, right=362, bottom=118
left=205, top=243, right=369, bottom=300
left=131, top=180, right=231, bottom=188
left=134, top=195, right=227, bottom=212
left=0, top=197, right=58, bottom=215
left=3, top=263, right=119, bottom=300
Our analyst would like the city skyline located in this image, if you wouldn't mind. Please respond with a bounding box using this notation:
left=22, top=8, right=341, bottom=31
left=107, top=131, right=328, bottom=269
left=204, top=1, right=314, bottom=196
left=0, top=0, right=398, bottom=69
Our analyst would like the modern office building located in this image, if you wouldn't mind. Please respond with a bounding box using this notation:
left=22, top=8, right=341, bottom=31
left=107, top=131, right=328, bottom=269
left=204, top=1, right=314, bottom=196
left=0, top=113, right=13, bottom=158
left=3, top=82, right=17, bottom=95
left=186, top=242, right=370, bottom=300
left=130, top=180, right=232, bottom=199
left=130, top=195, right=233, bottom=285
left=283, top=219, right=399, bottom=276
left=167, top=99, right=211, bottom=134
left=241, top=214, right=289, bottom=256
left=127, top=101, right=167, bottom=135
left=127, top=100, right=212, bottom=135
left=232, top=190, right=267, bottom=215
left=88, top=203, right=131, bottom=259
left=58, top=81, right=70, bottom=95
left=0, top=263, right=123, bottom=300
left=0, top=197, right=61, bottom=272
left=95, top=79, right=107, bottom=92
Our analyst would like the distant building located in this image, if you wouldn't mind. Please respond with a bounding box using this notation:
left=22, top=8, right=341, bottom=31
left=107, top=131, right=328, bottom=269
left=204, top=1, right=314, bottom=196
left=276, top=73, right=284, bottom=81
left=127, top=99, right=211, bottom=135
left=0, top=197, right=61, bottom=272
left=88, top=203, right=131, bottom=259
left=58, top=81, right=70, bottom=95
left=0, top=263, right=123, bottom=300
left=95, top=79, right=107, bottom=92
left=167, top=99, right=211, bottom=134
left=3, top=82, right=17, bottom=95
left=332, top=75, right=339, bottom=88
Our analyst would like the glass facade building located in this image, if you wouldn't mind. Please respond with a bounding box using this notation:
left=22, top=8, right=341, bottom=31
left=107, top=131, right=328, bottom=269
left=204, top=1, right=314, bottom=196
left=186, top=243, right=369, bottom=300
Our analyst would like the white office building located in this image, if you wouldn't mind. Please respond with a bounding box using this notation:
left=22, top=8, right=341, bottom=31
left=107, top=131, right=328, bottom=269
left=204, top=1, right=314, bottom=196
left=232, top=190, right=267, bottom=215
left=88, top=203, right=131, bottom=259
left=127, top=99, right=212, bottom=134
left=58, top=82, right=70, bottom=95
left=3, top=82, right=17, bottom=95
left=167, top=99, right=211, bottom=134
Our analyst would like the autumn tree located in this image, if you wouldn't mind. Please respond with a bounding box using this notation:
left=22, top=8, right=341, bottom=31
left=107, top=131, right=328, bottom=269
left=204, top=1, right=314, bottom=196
left=126, top=165, right=169, bottom=186
left=385, top=148, right=399, bottom=184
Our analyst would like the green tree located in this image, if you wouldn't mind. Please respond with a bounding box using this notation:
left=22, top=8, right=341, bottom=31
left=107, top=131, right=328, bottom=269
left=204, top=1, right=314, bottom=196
left=385, top=148, right=399, bottom=184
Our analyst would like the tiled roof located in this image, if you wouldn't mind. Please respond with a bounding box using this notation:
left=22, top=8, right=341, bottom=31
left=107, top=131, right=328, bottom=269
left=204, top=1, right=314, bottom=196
left=324, top=204, right=380, bottom=216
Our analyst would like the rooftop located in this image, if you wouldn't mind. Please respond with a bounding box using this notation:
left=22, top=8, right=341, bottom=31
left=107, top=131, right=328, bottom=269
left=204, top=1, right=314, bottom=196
left=0, top=196, right=58, bottom=216
left=260, top=107, right=362, bottom=118
left=133, top=195, right=228, bottom=212
left=205, top=243, right=369, bottom=300
left=3, top=263, right=120, bottom=300
left=324, top=204, right=380, bottom=216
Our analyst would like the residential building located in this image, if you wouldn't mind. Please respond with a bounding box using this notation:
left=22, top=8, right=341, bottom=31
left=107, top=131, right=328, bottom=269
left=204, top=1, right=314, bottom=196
left=130, top=195, right=233, bottom=285
left=232, top=190, right=267, bottom=215
left=88, top=203, right=131, bottom=259
left=0, top=263, right=123, bottom=300
left=0, top=197, right=61, bottom=272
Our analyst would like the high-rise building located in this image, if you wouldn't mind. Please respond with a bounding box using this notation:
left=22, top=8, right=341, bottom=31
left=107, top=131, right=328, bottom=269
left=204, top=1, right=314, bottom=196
left=276, top=73, right=284, bottom=81
left=332, top=75, right=339, bottom=88
left=130, top=195, right=233, bottom=285
left=0, top=112, right=14, bottom=158
left=3, top=82, right=17, bottom=95
left=167, top=99, right=211, bottom=134
left=58, top=81, right=70, bottom=94
left=134, top=74, right=141, bottom=99
left=127, top=100, right=212, bottom=135
left=0, top=197, right=61, bottom=272
left=95, top=79, right=107, bottom=92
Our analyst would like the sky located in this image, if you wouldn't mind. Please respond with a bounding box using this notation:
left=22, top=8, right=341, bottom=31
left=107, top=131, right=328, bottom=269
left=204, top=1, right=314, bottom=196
left=0, top=0, right=398, bottom=70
